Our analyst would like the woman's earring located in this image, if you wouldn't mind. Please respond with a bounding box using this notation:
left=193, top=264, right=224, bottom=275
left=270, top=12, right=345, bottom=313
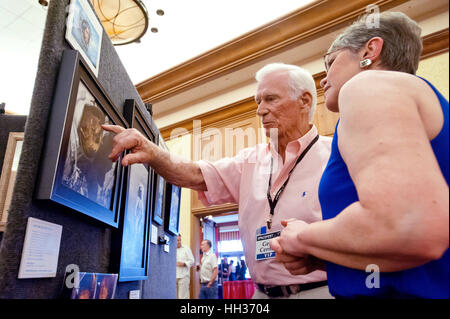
left=360, top=59, right=372, bottom=68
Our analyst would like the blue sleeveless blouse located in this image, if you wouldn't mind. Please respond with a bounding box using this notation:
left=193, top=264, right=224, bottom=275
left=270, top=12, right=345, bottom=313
left=318, top=77, right=449, bottom=298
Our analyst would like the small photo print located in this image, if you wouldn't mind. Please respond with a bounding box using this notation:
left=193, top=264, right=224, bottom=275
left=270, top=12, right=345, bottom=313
left=152, top=175, right=165, bottom=224
left=95, top=273, right=118, bottom=299
left=122, top=164, right=148, bottom=268
left=71, top=272, right=97, bottom=299
left=168, top=185, right=181, bottom=232
left=70, top=272, right=118, bottom=299
left=65, top=0, right=103, bottom=75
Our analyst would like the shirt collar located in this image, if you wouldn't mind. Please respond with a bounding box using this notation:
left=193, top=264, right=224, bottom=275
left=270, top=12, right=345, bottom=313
left=267, top=124, right=318, bottom=157
left=203, top=249, right=212, bottom=256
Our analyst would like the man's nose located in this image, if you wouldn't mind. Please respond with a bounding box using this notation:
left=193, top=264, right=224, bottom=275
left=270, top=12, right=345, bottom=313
left=256, top=101, right=268, bottom=117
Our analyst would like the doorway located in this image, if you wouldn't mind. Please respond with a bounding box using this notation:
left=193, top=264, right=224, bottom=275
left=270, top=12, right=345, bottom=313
left=191, top=210, right=250, bottom=299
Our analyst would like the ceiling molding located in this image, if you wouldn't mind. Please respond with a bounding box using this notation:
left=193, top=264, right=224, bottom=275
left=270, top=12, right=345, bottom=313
left=136, top=0, right=409, bottom=103
left=421, top=28, right=449, bottom=59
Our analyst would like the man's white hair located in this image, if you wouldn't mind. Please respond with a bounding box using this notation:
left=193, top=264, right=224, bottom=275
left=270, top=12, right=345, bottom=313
left=255, top=63, right=317, bottom=123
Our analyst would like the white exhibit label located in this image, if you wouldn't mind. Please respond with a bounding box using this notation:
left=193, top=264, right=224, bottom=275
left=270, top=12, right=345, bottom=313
left=18, top=217, right=63, bottom=279
left=129, top=290, right=141, bottom=299
left=151, top=224, right=158, bottom=245
left=164, top=235, right=170, bottom=253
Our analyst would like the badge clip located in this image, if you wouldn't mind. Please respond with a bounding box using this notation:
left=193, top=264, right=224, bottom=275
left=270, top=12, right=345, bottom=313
left=266, top=217, right=272, bottom=230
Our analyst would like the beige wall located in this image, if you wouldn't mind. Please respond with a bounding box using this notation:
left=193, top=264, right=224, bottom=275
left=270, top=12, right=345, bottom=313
left=417, top=52, right=449, bottom=100
left=165, top=134, right=192, bottom=248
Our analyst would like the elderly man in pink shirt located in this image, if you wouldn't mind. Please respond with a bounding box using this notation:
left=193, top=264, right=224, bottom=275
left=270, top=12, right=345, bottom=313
left=103, top=63, right=333, bottom=299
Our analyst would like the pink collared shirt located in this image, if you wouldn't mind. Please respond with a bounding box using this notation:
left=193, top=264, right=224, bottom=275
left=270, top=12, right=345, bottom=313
left=197, top=125, right=332, bottom=285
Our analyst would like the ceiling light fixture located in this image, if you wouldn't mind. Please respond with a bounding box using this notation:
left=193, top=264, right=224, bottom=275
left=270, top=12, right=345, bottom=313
left=91, top=0, right=149, bottom=45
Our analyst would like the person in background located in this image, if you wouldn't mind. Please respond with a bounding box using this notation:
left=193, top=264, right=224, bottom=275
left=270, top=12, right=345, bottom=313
left=229, top=260, right=237, bottom=281
left=102, top=62, right=333, bottom=299
left=236, top=260, right=247, bottom=281
left=197, top=239, right=218, bottom=299
left=176, top=234, right=195, bottom=299
left=218, top=257, right=230, bottom=284
left=235, top=260, right=241, bottom=280
left=271, top=11, right=449, bottom=299
left=217, top=257, right=230, bottom=299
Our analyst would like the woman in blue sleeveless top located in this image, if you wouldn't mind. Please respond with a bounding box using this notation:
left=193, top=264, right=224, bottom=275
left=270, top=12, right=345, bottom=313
left=270, top=12, right=448, bottom=298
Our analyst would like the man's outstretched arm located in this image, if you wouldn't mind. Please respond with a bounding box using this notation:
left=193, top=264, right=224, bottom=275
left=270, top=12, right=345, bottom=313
left=102, top=124, right=207, bottom=191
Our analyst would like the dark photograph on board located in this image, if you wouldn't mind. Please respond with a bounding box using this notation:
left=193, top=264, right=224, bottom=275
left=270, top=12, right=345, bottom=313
left=111, top=99, right=159, bottom=282
left=61, top=81, right=116, bottom=210
left=36, top=50, right=127, bottom=227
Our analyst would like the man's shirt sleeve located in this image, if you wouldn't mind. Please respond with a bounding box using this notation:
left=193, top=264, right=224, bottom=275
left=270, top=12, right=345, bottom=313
left=196, top=148, right=253, bottom=206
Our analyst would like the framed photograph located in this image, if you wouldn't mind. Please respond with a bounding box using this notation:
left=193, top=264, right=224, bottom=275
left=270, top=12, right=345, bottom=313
left=152, top=174, right=166, bottom=225
left=112, top=99, right=158, bottom=282
left=152, top=134, right=167, bottom=225
left=164, top=183, right=182, bottom=236
left=36, top=49, right=127, bottom=228
left=65, top=0, right=103, bottom=76
left=0, top=132, right=24, bottom=232
left=70, top=272, right=118, bottom=299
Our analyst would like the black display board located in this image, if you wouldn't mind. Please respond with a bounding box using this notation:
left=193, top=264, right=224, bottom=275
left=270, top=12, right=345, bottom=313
left=0, top=0, right=176, bottom=299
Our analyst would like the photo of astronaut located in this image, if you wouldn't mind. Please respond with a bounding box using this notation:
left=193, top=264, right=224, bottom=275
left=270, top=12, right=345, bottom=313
left=167, top=185, right=181, bottom=235
left=61, top=81, right=116, bottom=209
left=66, top=0, right=102, bottom=73
left=122, top=163, right=148, bottom=268
left=153, top=175, right=165, bottom=224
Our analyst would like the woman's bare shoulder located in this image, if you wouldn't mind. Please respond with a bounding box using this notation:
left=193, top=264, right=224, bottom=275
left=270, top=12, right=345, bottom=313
left=340, top=70, right=443, bottom=139
left=345, top=70, right=426, bottom=90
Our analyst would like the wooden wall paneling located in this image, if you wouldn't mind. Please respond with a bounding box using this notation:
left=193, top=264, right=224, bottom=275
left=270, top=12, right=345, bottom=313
left=190, top=111, right=260, bottom=213
left=161, top=97, right=258, bottom=140
left=221, top=115, right=262, bottom=158
left=313, top=89, right=340, bottom=136
left=191, top=126, right=222, bottom=212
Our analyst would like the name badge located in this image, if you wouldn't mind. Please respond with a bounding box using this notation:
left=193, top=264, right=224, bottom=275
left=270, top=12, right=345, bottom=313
left=255, top=226, right=280, bottom=261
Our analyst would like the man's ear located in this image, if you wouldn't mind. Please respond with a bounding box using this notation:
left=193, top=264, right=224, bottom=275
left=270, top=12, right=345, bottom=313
left=298, top=91, right=313, bottom=112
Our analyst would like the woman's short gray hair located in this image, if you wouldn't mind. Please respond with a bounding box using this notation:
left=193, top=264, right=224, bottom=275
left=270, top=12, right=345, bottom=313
left=327, top=11, right=422, bottom=74
left=255, top=63, right=317, bottom=123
